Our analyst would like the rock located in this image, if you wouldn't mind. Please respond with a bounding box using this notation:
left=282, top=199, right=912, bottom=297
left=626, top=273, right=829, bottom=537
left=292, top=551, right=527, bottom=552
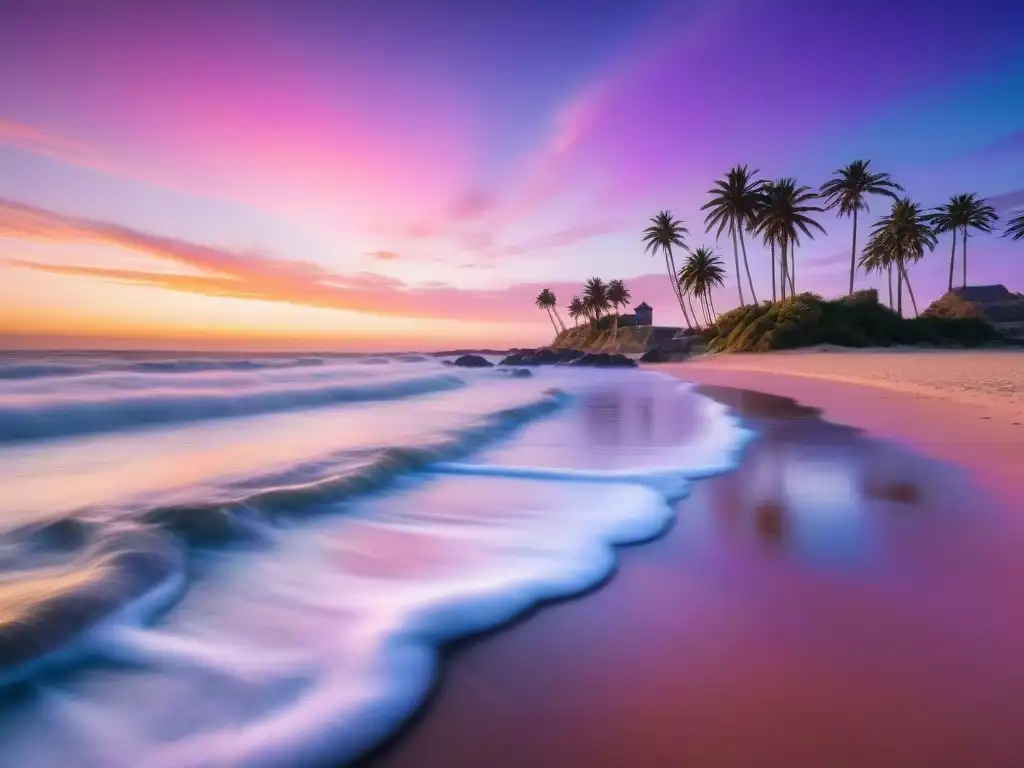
left=639, top=347, right=692, bottom=363
left=640, top=348, right=667, bottom=363
left=451, top=354, right=494, bottom=368
left=498, top=348, right=584, bottom=366
left=497, top=367, right=533, bottom=378
left=570, top=353, right=637, bottom=368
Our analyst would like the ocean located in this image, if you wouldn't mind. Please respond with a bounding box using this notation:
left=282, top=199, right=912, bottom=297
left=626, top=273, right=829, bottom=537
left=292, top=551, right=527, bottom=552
left=0, top=351, right=751, bottom=766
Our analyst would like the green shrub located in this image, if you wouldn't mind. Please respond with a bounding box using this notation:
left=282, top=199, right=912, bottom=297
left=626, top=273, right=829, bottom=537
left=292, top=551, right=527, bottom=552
left=703, top=293, right=1006, bottom=353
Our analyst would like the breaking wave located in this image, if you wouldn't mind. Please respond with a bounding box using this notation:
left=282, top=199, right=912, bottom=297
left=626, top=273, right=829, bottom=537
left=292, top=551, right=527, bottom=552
left=0, top=353, right=752, bottom=767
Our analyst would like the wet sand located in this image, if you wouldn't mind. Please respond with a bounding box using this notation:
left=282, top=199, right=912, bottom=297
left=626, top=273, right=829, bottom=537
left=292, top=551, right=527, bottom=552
left=363, top=375, right=1024, bottom=767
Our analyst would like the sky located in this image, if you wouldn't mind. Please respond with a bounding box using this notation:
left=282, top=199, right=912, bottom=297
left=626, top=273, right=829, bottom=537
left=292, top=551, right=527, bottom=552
left=1, top=0, right=1023, bottom=352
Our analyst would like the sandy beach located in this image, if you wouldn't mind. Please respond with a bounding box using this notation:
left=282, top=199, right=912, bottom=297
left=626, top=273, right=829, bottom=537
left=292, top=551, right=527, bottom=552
left=365, top=351, right=1024, bottom=767
left=683, top=347, right=1024, bottom=414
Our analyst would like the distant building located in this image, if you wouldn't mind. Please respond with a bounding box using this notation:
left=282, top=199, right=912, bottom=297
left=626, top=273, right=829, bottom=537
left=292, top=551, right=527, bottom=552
left=634, top=302, right=653, bottom=326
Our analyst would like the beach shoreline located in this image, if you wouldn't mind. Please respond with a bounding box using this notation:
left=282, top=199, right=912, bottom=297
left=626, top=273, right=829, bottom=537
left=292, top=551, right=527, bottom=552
left=365, top=360, right=1024, bottom=768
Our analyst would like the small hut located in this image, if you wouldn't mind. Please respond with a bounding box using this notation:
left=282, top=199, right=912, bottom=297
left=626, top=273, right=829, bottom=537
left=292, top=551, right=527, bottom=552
left=634, top=302, right=653, bottom=326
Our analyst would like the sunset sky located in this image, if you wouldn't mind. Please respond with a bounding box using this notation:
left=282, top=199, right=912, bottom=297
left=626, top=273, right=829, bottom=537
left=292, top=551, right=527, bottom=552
left=1, top=0, right=1023, bottom=351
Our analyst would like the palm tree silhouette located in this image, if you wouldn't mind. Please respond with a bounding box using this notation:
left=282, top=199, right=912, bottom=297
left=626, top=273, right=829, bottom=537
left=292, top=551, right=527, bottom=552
left=860, top=198, right=937, bottom=317
left=642, top=211, right=692, bottom=328
left=933, top=192, right=995, bottom=288
left=926, top=195, right=970, bottom=293
left=535, top=289, right=563, bottom=334
left=819, top=160, right=903, bottom=294
left=1005, top=211, right=1024, bottom=241
left=702, top=165, right=762, bottom=305
left=756, top=180, right=779, bottom=301
left=755, top=178, right=825, bottom=299
left=679, top=247, right=726, bottom=325
left=567, top=296, right=585, bottom=326
left=606, top=279, right=632, bottom=336
left=583, top=277, right=611, bottom=323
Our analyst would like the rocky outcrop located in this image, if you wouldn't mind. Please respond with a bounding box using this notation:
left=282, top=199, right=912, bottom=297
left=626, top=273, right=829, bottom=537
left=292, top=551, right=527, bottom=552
left=640, top=347, right=682, bottom=363
left=923, top=285, right=1024, bottom=340
left=570, top=353, right=637, bottom=368
left=498, top=348, right=585, bottom=366
left=496, top=367, right=533, bottom=378
left=451, top=354, right=494, bottom=368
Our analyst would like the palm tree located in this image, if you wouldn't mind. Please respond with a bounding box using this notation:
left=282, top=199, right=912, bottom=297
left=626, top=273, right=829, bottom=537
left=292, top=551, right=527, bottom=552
left=1005, top=211, right=1024, bottom=240
left=925, top=196, right=968, bottom=293
left=606, top=279, right=632, bottom=335
left=582, top=277, right=611, bottom=323
left=679, top=247, right=726, bottom=325
left=535, top=289, right=562, bottom=334
left=926, top=193, right=997, bottom=291
left=860, top=198, right=937, bottom=317
left=755, top=178, right=826, bottom=300
left=567, top=296, right=585, bottom=327
left=959, top=194, right=998, bottom=287
left=819, top=160, right=903, bottom=294
left=702, top=165, right=762, bottom=305
left=755, top=180, right=779, bottom=301
left=642, top=211, right=692, bottom=328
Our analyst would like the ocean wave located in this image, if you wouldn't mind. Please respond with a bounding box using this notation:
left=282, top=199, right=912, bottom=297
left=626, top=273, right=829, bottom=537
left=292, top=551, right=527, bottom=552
left=0, top=387, right=570, bottom=691
left=0, top=373, right=465, bottom=444
left=0, top=526, right=185, bottom=689
left=0, top=356, right=332, bottom=382
left=0, top=370, right=754, bottom=768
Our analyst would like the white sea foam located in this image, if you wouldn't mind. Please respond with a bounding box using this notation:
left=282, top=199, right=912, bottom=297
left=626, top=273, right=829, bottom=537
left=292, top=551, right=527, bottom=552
left=0, top=354, right=752, bottom=767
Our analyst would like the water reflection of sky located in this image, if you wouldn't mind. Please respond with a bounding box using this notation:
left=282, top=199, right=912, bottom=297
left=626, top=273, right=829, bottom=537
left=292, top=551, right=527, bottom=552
left=480, top=376, right=978, bottom=572
left=696, top=385, right=977, bottom=573
left=477, top=373, right=712, bottom=471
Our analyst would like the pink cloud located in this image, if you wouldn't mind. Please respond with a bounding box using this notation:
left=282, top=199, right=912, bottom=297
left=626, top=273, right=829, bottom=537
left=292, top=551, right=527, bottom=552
left=0, top=118, right=101, bottom=165
left=1, top=198, right=690, bottom=325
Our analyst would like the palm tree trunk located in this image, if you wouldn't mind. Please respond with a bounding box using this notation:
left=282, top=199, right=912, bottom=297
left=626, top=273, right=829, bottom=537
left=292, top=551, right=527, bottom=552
left=788, top=242, right=796, bottom=294
left=738, top=227, right=757, bottom=303
left=961, top=227, right=968, bottom=288
left=665, top=248, right=692, bottom=329
left=887, top=266, right=894, bottom=309
left=770, top=242, right=777, bottom=302
left=686, top=291, right=699, bottom=328
left=897, top=268, right=903, bottom=317
left=552, top=307, right=567, bottom=332
left=730, top=224, right=745, bottom=306
left=947, top=228, right=957, bottom=293
left=848, top=208, right=858, bottom=294
left=779, top=240, right=788, bottom=301
left=545, top=308, right=559, bottom=334
left=899, top=262, right=919, bottom=317
left=709, top=292, right=718, bottom=320
left=700, top=293, right=712, bottom=325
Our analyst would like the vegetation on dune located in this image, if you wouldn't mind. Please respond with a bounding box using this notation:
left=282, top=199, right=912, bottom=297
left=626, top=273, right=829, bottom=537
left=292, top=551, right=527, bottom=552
left=531, top=155, right=1018, bottom=354
left=699, top=290, right=1003, bottom=353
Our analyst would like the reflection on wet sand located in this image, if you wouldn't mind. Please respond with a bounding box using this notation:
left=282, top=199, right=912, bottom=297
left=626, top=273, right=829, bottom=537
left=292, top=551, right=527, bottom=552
left=695, top=385, right=964, bottom=561
left=369, top=383, right=1024, bottom=768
